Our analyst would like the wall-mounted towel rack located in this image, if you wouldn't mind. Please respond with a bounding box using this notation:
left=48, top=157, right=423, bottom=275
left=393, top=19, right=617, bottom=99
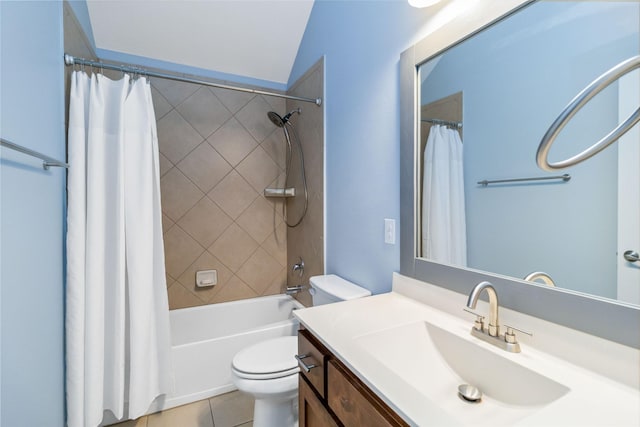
left=1, top=138, right=69, bottom=170
left=422, top=118, right=462, bottom=129
left=478, top=174, right=570, bottom=186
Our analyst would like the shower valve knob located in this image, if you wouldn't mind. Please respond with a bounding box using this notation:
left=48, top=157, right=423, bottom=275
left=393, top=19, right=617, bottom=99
left=292, top=258, right=305, bottom=277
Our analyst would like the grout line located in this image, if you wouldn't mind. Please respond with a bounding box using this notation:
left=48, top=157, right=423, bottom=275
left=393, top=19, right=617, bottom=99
left=208, top=396, right=216, bottom=427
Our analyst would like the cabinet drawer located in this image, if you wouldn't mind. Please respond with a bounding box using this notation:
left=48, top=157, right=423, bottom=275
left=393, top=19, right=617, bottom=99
left=298, top=329, right=329, bottom=398
left=327, top=360, right=408, bottom=427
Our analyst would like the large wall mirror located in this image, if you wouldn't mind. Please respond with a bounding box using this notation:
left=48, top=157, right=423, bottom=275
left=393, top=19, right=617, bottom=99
left=400, top=0, right=640, bottom=348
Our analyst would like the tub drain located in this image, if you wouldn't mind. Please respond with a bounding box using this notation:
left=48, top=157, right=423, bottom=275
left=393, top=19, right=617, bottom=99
left=458, top=384, right=482, bottom=403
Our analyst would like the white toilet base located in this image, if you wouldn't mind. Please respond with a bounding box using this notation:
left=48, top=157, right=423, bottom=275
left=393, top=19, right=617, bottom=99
left=253, top=395, right=298, bottom=427
left=231, top=369, right=299, bottom=427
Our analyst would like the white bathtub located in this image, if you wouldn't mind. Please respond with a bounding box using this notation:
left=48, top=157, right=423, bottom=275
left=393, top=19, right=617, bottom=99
left=149, top=294, right=303, bottom=413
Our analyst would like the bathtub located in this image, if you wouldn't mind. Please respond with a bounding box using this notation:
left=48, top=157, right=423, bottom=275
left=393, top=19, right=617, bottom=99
left=148, top=294, right=304, bottom=414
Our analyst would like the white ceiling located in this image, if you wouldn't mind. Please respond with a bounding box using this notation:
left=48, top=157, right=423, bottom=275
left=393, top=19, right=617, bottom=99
left=86, top=1, right=315, bottom=85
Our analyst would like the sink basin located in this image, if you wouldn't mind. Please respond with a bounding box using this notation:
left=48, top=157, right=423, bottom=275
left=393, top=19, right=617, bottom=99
left=355, top=321, right=570, bottom=426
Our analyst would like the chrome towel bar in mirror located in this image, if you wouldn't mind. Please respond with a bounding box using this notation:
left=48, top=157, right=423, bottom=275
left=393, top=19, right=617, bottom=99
left=537, top=55, right=640, bottom=171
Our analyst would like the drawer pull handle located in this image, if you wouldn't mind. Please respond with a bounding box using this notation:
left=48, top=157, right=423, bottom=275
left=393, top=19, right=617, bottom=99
left=295, top=354, right=317, bottom=372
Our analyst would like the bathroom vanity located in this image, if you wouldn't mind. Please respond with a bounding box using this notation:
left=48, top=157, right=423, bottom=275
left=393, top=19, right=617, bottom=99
left=294, top=273, right=640, bottom=426
left=297, top=328, right=407, bottom=427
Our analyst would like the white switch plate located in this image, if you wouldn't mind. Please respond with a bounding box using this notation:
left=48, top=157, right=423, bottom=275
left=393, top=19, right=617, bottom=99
left=384, top=218, right=396, bottom=245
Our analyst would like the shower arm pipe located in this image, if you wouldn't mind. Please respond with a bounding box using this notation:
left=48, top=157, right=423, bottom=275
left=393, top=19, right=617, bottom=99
left=64, top=54, right=322, bottom=106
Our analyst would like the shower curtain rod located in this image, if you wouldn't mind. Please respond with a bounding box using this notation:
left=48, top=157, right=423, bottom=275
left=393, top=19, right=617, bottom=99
left=64, top=54, right=322, bottom=106
left=422, top=118, right=462, bottom=129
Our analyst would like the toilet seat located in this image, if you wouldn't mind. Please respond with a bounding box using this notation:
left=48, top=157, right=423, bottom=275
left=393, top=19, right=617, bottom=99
left=232, top=336, right=300, bottom=380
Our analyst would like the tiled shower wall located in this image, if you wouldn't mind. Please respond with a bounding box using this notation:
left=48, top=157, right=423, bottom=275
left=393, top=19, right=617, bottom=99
left=286, top=58, right=325, bottom=307
left=65, top=3, right=324, bottom=311
left=153, top=81, right=290, bottom=309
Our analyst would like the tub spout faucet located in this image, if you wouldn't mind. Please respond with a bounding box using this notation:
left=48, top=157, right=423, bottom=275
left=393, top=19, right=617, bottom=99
left=285, top=285, right=306, bottom=295
left=466, top=281, right=500, bottom=336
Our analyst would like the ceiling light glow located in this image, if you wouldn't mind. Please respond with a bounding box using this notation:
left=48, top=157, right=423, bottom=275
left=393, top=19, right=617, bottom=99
left=408, top=0, right=441, bottom=8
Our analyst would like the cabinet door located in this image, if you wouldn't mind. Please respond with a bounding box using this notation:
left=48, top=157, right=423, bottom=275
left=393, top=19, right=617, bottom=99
left=299, top=376, right=340, bottom=427
left=328, top=361, right=408, bottom=427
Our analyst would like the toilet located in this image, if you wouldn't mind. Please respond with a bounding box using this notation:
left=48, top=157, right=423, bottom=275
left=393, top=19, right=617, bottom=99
left=231, top=274, right=371, bottom=427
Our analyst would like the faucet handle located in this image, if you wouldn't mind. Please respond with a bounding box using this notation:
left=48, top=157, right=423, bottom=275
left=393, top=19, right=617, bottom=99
left=463, top=308, right=485, bottom=331
left=503, top=324, right=533, bottom=344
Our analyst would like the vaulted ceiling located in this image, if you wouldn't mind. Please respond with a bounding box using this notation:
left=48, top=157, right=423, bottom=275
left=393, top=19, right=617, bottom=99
left=86, top=1, right=315, bottom=85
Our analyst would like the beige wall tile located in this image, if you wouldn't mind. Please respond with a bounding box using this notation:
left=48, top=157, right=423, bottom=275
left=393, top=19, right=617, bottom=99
left=167, top=282, right=206, bottom=310
left=151, top=78, right=199, bottom=108
left=150, top=86, right=172, bottom=121
left=157, top=110, right=204, bottom=164
left=210, top=88, right=254, bottom=115
left=261, top=221, right=287, bottom=267
left=208, top=223, right=259, bottom=272
left=162, top=214, right=174, bottom=234
left=177, top=197, right=232, bottom=248
left=208, top=275, right=258, bottom=304
left=176, top=88, right=231, bottom=139
left=176, top=142, right=232, bottom=193
left=153, top=73, right=316, bottom=309
left=236, top=247, right=282, bottom=295
left=261, top=129, right=287, bottom=170
left=286, top=58, right=325, bottom=297
left=235, top=96, right=276, bottom=142
left=207, top=117, right=258, bottom=167
left=237, top=197, right=282, bottom=244
left=163, top=226, right=205, bottom=278
left=207, top=170, right=258, bottom=220
left=236, top=146, right=280, bottom=194
left=158, top=152, right=173, bottom=178
left=262, top=267, right=287, bottom=296
left=263, top=94, right=286, bottom=114
left=160, top=168, right=204, bottom=221
left=176, top=251, right=233, bottom=303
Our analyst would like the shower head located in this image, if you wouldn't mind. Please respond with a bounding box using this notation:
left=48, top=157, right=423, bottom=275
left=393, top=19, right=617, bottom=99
left=267, top=108, right=301, bottom=127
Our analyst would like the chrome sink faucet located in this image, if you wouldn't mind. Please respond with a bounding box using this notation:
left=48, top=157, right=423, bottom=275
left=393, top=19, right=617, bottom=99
left=466, top=281, right=500, bottom=337
left=465, top=281, right=532, bottom=353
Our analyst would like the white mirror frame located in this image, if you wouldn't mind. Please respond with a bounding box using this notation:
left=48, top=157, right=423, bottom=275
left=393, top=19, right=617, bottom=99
left=399, top=0, right=640, bottom=348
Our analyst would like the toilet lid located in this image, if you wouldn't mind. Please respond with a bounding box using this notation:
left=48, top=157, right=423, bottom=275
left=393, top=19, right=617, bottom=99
left=232, top=336, right=299, bottom=376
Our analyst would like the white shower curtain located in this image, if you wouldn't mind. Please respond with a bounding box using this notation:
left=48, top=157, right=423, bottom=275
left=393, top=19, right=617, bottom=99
left=422, top=125, right=467, bottom=265
left=66, top=71, right=171, bottom=427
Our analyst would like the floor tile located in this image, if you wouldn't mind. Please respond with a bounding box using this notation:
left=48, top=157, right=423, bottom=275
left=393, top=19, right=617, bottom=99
left=147, top=399, right=214, bottom=427
left=209, top=391, right=255, bottom=427
left=109, top=416, right=147, bottom=427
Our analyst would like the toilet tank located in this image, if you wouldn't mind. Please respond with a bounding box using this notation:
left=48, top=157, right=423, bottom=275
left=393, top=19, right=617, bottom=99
left=309, top=274, right=371, bottom=306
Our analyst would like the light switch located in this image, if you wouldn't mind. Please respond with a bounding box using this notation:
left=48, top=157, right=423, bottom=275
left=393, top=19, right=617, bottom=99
left=384, top=218, right=396, bottom=245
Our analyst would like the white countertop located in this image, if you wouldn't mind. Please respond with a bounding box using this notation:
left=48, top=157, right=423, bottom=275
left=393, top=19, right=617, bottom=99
left=294, top=281, right=640, bottom=427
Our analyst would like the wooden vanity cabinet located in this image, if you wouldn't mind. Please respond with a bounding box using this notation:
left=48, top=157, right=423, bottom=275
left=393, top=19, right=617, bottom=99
left=298, top=329, right=408, bottom=427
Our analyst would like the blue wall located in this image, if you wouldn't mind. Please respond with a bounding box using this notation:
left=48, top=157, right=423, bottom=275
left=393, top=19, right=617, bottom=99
left=290, top=0, right=433, bottom=294
left=0, top=2, right=66, bottom=426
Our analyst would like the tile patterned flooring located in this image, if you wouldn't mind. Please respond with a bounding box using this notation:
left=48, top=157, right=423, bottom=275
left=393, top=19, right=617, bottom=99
left=112, top=391, right=254, bottom=427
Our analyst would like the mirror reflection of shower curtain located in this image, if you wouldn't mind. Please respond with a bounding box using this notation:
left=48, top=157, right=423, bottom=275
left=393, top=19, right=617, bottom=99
left=422, top=125, right=467, bottom=265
